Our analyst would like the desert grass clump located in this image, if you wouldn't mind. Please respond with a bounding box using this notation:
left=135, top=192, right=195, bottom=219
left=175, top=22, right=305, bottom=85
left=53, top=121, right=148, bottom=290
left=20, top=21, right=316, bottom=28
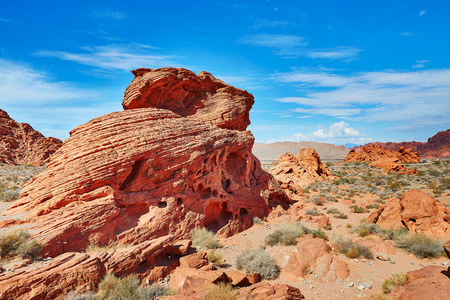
left=305, top=208, right=319, bottom=216
left=311, top=229, right=329, bottom=240
left=110, top=275, right=141, bottom=300
left=98, top=274, right=120, bottom=299
left=0, top=189, right=20, bottom=201
left=334, top=235, right=373, bottom=259
left=382, top=273, right=410, bottom=294
left=264, top=223, right=305, bottom=246
left=378, top=227, right=408, bottom=240
left=207, top=250, right=225, bottom=267
left=0, top=230, right=42, bottom=259
left=350, top=205, right=367, bottom=213
left=191, top=228, right=221, bottom=250
left=235, top=248, right=279, bottom=279
left=394, top=233, right=444, bottom=258
left=351, top=222, right=379, bottom=237
left=203, top=283, right=238, bottom=300
left=309, top=195, right=324, bottom=206
left=252, top=216, right=262, bottom=224
left=64, top=291, right=99, bottom=300
left=136, top=284, right=169, bottom=300
left=326, top=207, right=340, bottom=214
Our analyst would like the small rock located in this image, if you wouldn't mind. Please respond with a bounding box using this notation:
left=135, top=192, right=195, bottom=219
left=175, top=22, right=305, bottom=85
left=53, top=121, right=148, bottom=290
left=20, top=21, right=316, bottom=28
left=345, top=282, right=354, bottom=287
left=433, top=261, right=436, bottom=264
left=441, top=261, right=449, bottom=266
left=390, top=260, right=396, bottom=264
left=358, top=285, right=365, bottom=291
left=310, top=285, right=314, bottom=289
left=361, top=282, right=372, bottom=289
left=375, top=252, right=390, bottom=261
left=420, top=263, right=424, bottom=267
left=411, top=262, right=415, bottom=265
left=362, top=259, right=366, bottom=262
left=354, top=259, right=359, bottom=262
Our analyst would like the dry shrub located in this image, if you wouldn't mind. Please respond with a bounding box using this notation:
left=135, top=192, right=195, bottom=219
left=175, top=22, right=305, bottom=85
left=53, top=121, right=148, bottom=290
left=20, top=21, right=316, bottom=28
left=203, top=283, right=238, bottom=300
left=264, top=223, right=305, bottom=246
left=207, top=250, right=225, bottom=267
left=0, top=230, right=42, bottom=259
left=395, top=233, right=444, bottom=258
left=382, top=273, right=410, bottom=294
left=191, top=228, right=221, bottom=250
left=235, top=248, right=279, bottom=279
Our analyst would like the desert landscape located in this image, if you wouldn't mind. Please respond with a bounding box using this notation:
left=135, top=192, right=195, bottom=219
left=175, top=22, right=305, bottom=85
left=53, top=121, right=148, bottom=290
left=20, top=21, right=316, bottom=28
left=0, top=67, right=449, bottom=300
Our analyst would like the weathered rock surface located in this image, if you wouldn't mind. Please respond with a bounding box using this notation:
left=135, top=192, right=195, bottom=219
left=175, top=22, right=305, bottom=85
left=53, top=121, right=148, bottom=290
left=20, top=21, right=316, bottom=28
left=390, top=265, right=450, bottom=300
left=5, top=67, right=289, bottom=258
left=353, top=129, right=450, bottom=158
left=345, top=144, right=420, bottom=167
left=445, top=240, right=450, bottom=259
left=0, top=109, right=62, bottom=166
left=0, top=236, right=170, bottom=300
left=368, top=158, right=408, bottom=173
left=367, top=189, right=450, bottom=239
left=281, top=236, right=349, bottom=282
left=268, top=148, right=332, bottom=199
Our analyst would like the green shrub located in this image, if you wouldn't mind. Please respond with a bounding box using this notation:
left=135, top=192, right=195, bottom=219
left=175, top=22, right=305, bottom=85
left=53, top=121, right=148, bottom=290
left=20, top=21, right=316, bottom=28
left=395, top=233, right=445, bottom=258
left=235, top=248, right=279, bottom=279
left=252, top=217, right=262, bottom=224
left=325, top=207, right=340, bottom=214
left=351, top=222, right=379, bottom=237
left=111, top=275, right=140, bottom=300
left=366, top=203, right=380, bottom=209
left=0, top=189, right=20, bottom=201
left=191, top=228, right=221, bottom=249
left=309, top=196, right=324, bottom=206
left=98, top=274, right=120, bottom=299
left=350, top=205, right=367, bottom=213
left=378, top=227, right=408, bottom=240
left=264, top=223, right=305, bottom=246
left=203, top=283, right=238, bottom=300
left=305, top=208, right=318, bottom=216
left=207, top=250, right=225, bottom=267
left=334, top=212, right=348, bottom=219
left=0, top=230, right=42, bottom=259
left=310, top=229, right=329, bottom=241
left=136, top=284, right=169, bottom=300
left=334, top=235, right=373, bottom=259
left=382, top=273, right=410, bottom=294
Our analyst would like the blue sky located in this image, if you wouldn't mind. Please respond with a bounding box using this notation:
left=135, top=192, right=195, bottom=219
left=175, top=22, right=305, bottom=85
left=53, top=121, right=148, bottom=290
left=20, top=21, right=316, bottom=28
left=1, top=0, right=449, bottom=145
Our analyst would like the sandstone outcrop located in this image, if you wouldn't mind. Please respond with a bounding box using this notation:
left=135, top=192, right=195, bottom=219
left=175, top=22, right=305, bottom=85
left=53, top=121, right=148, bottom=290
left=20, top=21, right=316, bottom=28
left=0, top=109, right=62, bottom=166
left=445, top=239, right=450, bottom=259
left=367, top=189, right=450, bottom=239
left=268, top=148, right=332, bottom=199
left=345, top=144, right=420, bottom=163
left=353, top=129, right=450, bottom=158
left=390, top=265, right=450, bottom=300
left=281, top=236, right=349, bottom=282
left=0, top=236, right=170, bottom=300
left=5, top=67, right=289, bottom=259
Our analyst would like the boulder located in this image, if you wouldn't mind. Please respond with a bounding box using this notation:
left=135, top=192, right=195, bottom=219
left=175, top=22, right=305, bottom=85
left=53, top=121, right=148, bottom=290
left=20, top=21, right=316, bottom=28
left=5, top=67, right=289, bottom=257
left=167, top=240, right=192, bottom=256
left=369, top=158, right=408, bottom=173
left=367, top=189, right=450, bottom=239
left=0, top=109, right=62, bottom=166
left=179, top=251, right=208, bottom=269
left=238, top=282, right=304, bottom=299
left=269, top=148, right=332, bottom=199
left=168, top=267, right=229, bottom=292
left=281, top=236, right=349, bottom=282
left=444, top=240, right=450, bottom=259
left=390, top=265, right=450, bottom=300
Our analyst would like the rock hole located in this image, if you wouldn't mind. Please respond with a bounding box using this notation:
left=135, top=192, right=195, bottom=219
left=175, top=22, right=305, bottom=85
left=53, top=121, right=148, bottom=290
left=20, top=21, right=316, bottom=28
left=177, top=198, right=183, bottom=206
left=222, top=179, right=230, bottom=191
left=119, top=160, right=144, bottom=191
left=158, top=201, right=167, bottom=208
left=239, top=207, right=248, bottom=216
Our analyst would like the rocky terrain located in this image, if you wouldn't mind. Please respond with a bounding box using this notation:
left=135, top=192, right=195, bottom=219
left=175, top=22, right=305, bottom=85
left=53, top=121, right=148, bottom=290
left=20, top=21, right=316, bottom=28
left=0, top=109, right=62, bottom=167
left=353, top=129, right=450, bottom=158
left=0, top=68, right=449, bottom=300
left=253, top=141, right=349, bottom=163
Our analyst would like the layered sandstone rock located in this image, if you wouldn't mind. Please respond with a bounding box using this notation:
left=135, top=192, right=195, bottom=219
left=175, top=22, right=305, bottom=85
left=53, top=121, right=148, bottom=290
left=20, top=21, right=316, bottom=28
left=281, top=236, right=349, bottom=282
left=5, top=67, right=289, bottom=259
left=353, top=129, right=450, bottom=158
left=0, top=109, right=62, bottom=166
left=268, top=148, right=332, bottom=200
left=367, top=189, right=450, bottom=239
left=390, top=265, right=450, bottom=300
left=0, top=236, right=171, bottom=300
left=345, top=144, right=420, bottom=163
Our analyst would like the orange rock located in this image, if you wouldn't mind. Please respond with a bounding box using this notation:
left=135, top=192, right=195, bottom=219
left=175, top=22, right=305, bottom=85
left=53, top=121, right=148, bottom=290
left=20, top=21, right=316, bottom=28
left=269, top=148, right=332, bottom=200
left=314, top=215, right=330, bottom=229
left=5, top=67, right=289, bottom=257
left=168, top=267, right=229, bottom=292
left=237, top=282, right=304, bottom=299
left=0, top=109, right=62, bottom=166
left=345, top=144, right=420, bottom=163
left=281, top=236, right=349, bottom=282
left=167, top=240, right=192, bottom=256
left=369, top=158, right=408, bottom=172
left=444, top=240, right=450, bottom=259
left=368, top=190, right=450, bottom=239
left=390, top=265, right=450, bottom=300
left=179, top=251, right=208, bottom=269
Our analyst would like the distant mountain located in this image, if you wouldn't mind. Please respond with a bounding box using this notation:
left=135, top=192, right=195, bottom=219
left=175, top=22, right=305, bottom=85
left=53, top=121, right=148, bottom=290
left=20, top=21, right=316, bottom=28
left=0, top=109, right=63, bottom=166
left=344, top=143, right=359, bottom=149
left=352, top=129, right=450, bottom=158
left=253, top=141, right=349, bottom=163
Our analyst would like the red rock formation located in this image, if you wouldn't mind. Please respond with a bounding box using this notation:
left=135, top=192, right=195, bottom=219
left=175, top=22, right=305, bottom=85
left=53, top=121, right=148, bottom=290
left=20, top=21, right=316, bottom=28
left=0, top=236, right=170, bottom=300
left=5, top=67, right=289, bottom=258
left=0, top=109, right=62, bottom=166
left=445, top=240, right=450, bottom=259
left=352, top=129, right=450, bottom=158
left=390, top=265, right=450, bottom=300
left=345, top=144, right=419, bottom=163
left=268, top=148, right=332, bottom=200
left=281, top=236, right=349, bottom=282
left=368, top=158, right=408, bottom=173
left=367, top=189, right=450, bottom=239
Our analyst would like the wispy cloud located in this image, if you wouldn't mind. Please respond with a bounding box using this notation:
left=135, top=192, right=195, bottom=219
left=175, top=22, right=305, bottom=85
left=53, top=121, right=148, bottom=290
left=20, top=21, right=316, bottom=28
left=412, top=60, right=430, bottom=69
left=419, top=10, right=427, bottom=17
left=267, top=121, right=367, bottom=144
left=34, top=43, right=174, bottom=73
left=0, top=59, right=122, bottom=139
left=251, top=19, right=290, bottom=30
left=90, top=9, right=127, bottom=20
left=272, top=68, right=450, bottom=131
left=400, top=32, right=414, bottom=37
left=0, top=17, right=17, bottom=23
left=238, top=34, right=361, bottom=61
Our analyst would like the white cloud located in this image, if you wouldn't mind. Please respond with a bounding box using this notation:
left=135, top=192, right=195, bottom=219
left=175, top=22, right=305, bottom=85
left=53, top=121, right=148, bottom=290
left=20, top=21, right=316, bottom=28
left=419, top=10, right=427, bottom=17
left=400, top=32, right=414, bottom=37
left=90, top=9, right=127, bottom=20
left=267, top=121, right=366, bottom=144
left=238, top=34, right=361, bottom=61
left=273, top=68, right=450, bottom=131
left=412, top=60, right=430, bottom=69
left=0, top=17, right=16, bottom=23
left=34, top=43, right=173, bottom=72
left=251, top=19, right=289, bottom=30
left=0, top=59, right=122, bottom=140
